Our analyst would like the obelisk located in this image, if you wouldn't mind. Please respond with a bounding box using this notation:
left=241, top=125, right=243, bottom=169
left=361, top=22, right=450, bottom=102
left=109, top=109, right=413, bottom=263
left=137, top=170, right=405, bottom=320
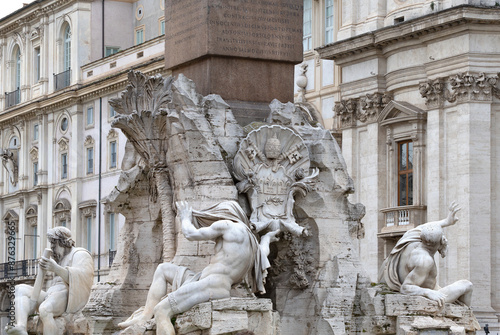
left=165, top=0, right=303, bottom=124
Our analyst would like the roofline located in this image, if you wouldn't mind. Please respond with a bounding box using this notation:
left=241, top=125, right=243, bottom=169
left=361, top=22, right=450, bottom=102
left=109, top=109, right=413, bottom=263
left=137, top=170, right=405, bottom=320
left=0, top=0, right=45, bottom=24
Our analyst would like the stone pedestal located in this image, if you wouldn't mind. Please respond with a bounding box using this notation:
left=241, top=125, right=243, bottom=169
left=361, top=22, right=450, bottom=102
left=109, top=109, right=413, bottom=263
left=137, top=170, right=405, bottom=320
left=123, top=298, right=279, bottom=335
left=175, top=298, right=279, bottom=335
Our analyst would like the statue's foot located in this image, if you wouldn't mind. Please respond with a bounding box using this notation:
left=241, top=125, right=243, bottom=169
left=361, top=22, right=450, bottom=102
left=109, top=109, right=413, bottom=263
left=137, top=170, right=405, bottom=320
left=118, top=314, right=149, bottom=329
left=5, top=325, right=28, bottom=335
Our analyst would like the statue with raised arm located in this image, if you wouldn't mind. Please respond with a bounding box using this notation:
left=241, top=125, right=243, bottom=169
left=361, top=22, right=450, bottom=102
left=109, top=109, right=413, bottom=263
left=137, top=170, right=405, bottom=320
left=118, top=201, right=270, bottom=335
left=378, top=202, right=473, bottom=307
left=5, top=226, right=94, bottom=335
left=1, top=149, right=18, bottom=186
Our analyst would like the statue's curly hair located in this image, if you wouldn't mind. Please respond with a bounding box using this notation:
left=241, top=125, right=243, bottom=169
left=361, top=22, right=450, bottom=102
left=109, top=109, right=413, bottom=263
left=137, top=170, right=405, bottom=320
left=47, top=226, right=75, bottom=248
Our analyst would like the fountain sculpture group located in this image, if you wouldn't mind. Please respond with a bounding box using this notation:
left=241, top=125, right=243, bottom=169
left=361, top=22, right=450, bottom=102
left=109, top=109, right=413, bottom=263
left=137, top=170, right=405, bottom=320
left=5, top=72, right=480, bottom=335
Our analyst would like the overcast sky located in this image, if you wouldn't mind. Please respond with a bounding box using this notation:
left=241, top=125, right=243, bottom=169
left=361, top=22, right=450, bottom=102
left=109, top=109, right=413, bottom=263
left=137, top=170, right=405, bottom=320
left=0, top=0, right=33, bottom=20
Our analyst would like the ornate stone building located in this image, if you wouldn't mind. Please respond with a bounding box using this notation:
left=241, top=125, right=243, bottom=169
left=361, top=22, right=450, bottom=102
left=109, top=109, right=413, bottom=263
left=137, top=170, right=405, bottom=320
left=297, top=0, right=500, bottom=331
left=0, top=0, right=169, bottom=330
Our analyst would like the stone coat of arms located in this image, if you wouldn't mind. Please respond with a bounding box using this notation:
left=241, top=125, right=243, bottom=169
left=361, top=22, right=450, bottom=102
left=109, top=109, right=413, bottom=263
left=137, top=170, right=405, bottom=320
left=234, top=125, right=318, bottom=237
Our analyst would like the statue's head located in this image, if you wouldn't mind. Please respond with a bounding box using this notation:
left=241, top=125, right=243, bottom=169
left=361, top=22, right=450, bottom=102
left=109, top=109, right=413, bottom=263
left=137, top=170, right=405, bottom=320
left=47, top=226, right=75, bottom=262
left=420, top=224, right=444, bottom=249
left=265, top=134, right=281, bottom=159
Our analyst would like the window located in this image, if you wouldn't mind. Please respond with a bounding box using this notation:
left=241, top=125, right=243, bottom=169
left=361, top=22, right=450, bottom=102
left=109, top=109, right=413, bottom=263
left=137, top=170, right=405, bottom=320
left=398, top=141, right=413, bottom=206
left=15, top=47, right=21, bottom=89
left=110, top=141, right=117, bottom=169
left=33, top=162, right=38, bottom=186
left=159, top=19, right=165, bottom=35
left=87, top=148, right=94, bottom=174
left=86, top=216, right=92, bottom=251
left=303, top=0, right=312, bottom=51
left=135, top=26, right=144, bottom=45
left=109, top=213, right=116, bottom=251
left=64, top=25, right=71, bottom=71
left=34, top=47, right=41, bottom=82
left=33, top=225, right=37, bottom=259
left=60, top=220, right=66, bottom=227
left=61, top=153, right=68, bottom=179
left=86, top=107, right=94, bottom=126
left=105, top=47, right=120, bottom=57
left=33, top=124, right=39, bottom=141
left=325, top=0, right=334, bottom=44
left=109, top=105, right=116, bottom=118
left=61, top=117, right=68, bottom=132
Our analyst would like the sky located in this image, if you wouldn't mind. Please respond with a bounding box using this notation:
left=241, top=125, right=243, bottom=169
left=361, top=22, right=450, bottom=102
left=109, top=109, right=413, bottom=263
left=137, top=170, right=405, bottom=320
left=0, top=0, right=32, bottom=20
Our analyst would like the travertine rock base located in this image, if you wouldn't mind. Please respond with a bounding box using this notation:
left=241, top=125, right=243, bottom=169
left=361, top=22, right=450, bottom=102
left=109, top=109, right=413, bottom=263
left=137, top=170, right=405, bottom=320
left=27, top=312, right=91, bottom=335
left=352, top=287, right=480, bottom=335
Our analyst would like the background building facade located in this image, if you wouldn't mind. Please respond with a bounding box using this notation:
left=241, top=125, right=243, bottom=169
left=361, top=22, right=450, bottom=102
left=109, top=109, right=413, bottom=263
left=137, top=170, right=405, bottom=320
left=297, top=0, right=500, bottom=331
left=0, top=0, right=169, bottom=331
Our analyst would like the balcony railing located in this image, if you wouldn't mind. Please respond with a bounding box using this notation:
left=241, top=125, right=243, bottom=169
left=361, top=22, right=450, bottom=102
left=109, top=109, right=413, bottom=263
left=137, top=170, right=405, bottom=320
left=54, top=68, right=71, bottom=91
left=0, top=259, right=38, bottom=281
left=109, top=249, right=116, bottom=267
left=379, top=205, right=427, bottom=237
left=5, top=88, right=20, bottom=108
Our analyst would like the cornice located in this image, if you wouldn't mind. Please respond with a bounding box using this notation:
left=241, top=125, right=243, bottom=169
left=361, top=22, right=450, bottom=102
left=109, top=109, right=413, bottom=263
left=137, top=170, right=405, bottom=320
left=0, top=0, right=86, bottom=36
left=318, top=5, right=500, bottom=62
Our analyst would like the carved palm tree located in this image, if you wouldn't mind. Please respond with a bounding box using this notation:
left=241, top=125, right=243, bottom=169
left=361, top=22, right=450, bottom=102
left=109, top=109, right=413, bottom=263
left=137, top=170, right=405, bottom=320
left=110, top=71, right=176, bottom=261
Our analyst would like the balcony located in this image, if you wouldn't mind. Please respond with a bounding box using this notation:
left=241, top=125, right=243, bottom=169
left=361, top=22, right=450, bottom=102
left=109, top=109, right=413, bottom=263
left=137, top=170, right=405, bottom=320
left=378, top=205, right=427, bottom=238
left=54, top=68, right=71, bottom=91
left=0, top=259, right=38, bottom=282
left=5, top=88, right=20, bottom=108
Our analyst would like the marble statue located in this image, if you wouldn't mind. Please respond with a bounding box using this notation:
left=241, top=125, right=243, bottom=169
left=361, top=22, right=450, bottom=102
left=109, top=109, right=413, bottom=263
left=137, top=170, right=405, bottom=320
left=5, top=226, right=94, bottom=335
left=378, top=202, right=473, bottom=307
left=118, top=201, right=270, bottom=335
left=1, top=149, right=18, bottom=186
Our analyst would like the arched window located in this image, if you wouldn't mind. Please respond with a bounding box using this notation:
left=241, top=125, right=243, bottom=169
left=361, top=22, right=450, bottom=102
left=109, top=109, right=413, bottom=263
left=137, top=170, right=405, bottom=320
left=15, top=47, right=21, bottom=89
left=64, top=25, right=71, bottom=71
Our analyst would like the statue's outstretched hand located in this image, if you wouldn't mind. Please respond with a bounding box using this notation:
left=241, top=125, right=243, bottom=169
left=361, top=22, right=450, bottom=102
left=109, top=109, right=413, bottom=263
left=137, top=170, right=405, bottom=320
left=445, top=201, right=461, bottom=227
left=176, top=201, right=192, bottom=221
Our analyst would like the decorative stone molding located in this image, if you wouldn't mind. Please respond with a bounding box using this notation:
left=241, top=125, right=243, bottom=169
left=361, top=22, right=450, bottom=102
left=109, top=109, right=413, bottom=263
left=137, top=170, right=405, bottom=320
left=107, top=129, right=118, bottom=140
left=84, top=135, right=94, bottom=147
left=25, top=204, right=38, bottom=227
left=29, top=146, right=38, bottom=161
left=78, top=200, right=97, bottom=219
left=334, top=98, right=358, bottom=128
left=420, top=72, right=500, bottom=107
left=79, top=199, right=97, bottom=218
left=359, top=92, right=393, bottom=123
left=57, top=137, right=69, bottom=152
left=334, top=92, right=392, bottom=128
left=3, top=209, right=19, bottom=234
left=53, top=198, right=71, bottom=226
